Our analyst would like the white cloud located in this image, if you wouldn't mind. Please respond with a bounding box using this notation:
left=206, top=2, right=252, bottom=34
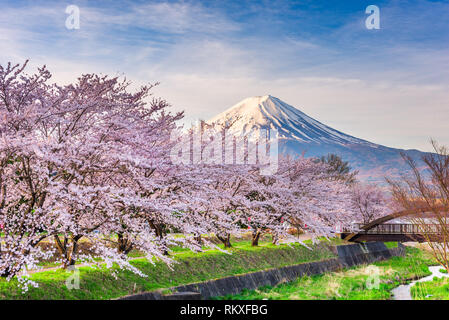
left=81, top=1, right=240, bottom=34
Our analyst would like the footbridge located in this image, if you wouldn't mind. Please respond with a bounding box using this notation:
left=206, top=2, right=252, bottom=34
left=341, top=206, right=448, bottom=243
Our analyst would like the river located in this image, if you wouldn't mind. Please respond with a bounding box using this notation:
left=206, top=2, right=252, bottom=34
left=391, top=266, right=449, bottom=300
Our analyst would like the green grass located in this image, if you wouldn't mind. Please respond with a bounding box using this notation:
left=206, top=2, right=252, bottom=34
left=411, top=270, right=449, bottom=300
left=384, top=242, right=399, bottom=249
left=217, top=247, right=436, bottom=300
left=412, top=277, right=449, bottom=300
left=0, top=239, right=337, bottom=300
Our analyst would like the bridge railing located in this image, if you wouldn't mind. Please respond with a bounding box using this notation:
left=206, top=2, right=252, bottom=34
left=354, top=223, right=445, bottom=235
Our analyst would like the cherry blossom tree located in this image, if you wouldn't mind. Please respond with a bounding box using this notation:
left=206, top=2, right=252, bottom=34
left=350, top=183, right=390, bottom=224
left=272, top=155, right=358, bottom=243
left=222, top=154, right=359, bottom=247
left=0, top=61, right=58, bottom=282
left=173, top=163, right=253, bottom=248
left=0, top=61, right=190, bottom=281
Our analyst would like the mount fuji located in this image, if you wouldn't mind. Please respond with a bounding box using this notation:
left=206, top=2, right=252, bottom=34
left=207, top=95, right=428, bottom=183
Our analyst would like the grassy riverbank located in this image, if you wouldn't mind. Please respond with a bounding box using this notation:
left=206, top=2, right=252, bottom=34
left=0, top=238, right=339, bottom=300
left=411, top=276, right=449, bottom=300
left=217, top=246, right=436, bottom=300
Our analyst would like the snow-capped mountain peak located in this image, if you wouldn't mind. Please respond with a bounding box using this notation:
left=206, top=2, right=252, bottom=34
left=206, top=95, right=430, bottom=183
left=208, top=95, right=375, bottom=146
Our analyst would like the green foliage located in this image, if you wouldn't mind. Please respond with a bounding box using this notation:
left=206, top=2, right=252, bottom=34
left=320, top=153, right=358, bottom=184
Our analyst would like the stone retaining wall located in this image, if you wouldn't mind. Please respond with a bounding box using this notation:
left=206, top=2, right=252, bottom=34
left=118, top=242, right=405, bottom=300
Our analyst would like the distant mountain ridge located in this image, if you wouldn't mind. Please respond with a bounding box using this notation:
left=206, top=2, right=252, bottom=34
left=208, top=95, right=429, bottom=183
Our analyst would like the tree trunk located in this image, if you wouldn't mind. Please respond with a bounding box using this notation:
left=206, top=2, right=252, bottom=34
left=194, top=235, right=203, bottom=246
left=54, top=234, right=82, bottom=268
left=148, top=220, right=169, bottom=255
left=272, top=233, right=279, bottom=245
left=117, top=232, right=133, bottom=255
left=0, top=266, right=11, bottom=278
left=224, top=234, right=232, bottom=248
left=217, top=234, right=232, bottom=248
left=0, top=243, right=4, bottom=278
left=252, top=230, right=261, bottom=246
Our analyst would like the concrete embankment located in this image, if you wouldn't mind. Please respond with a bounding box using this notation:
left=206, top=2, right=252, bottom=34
left=119, top=242, right=405, bottom=300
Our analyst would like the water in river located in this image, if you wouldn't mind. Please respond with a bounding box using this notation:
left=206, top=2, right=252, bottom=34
left=391, top=266, right=449, bottom=300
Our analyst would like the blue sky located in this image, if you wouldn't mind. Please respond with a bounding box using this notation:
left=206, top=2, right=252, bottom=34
left=1, top=0, right=448, bottom=151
